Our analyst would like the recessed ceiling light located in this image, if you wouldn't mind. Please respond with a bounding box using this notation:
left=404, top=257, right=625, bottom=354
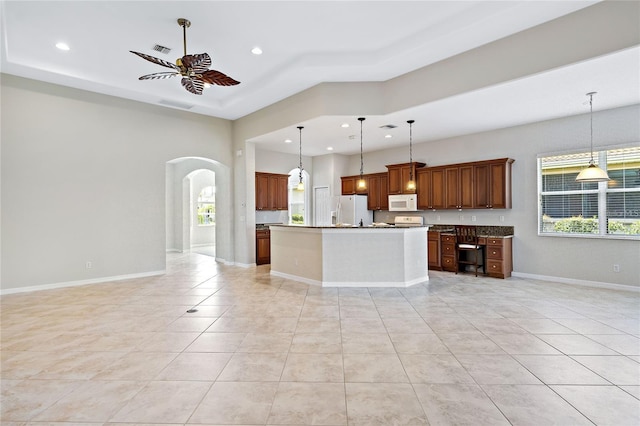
left=385, top=134, right=392, bottom=138
left=341, top=123, right=349, bottom=128
left=327, top=146, right=334, bottom=151
left=251, top=47, right=263, bottom=55
left=284, top=139, right=292, bottom=144
left=55, top=42, right=70, bottom=51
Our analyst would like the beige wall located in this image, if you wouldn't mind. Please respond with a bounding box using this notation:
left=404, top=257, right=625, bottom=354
left=1, top=75, right=233, bottom=291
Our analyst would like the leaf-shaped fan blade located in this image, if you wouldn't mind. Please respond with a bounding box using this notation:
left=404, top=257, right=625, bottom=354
left=130, top=51, right=179, bottom=71
left=181, top=77, right=204, bottom=95
left=139, top=72, right=180, bottom=80
left=199, top=69, right=241, bottom=86
left=181, top=53, right=211, bottom=70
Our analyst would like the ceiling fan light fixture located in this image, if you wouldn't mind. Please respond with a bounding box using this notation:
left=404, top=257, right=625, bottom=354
left=576, top=92, right=610, bottom=183
left=130, top=17, right=240, bottom=95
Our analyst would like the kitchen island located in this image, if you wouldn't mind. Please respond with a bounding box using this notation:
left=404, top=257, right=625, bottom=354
left=269, top=225, right=428, bottom=287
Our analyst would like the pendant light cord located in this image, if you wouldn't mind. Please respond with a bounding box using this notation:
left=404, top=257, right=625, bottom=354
left=588, top=92, right=595, bottom=164
left=358, top=117, right=365, bottom=178
left=408, top=120, right=415, bottom=180
left=298, top=126, right=304, bottom=183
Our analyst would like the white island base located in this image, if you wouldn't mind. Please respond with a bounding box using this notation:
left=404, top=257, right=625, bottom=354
left=269, top=226, right=428, bottom=287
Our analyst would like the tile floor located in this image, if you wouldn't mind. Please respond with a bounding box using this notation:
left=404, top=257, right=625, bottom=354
left=1, top=252, right=639, bottom=425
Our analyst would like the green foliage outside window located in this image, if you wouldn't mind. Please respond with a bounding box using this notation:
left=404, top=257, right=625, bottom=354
left=552, top=215, right=640, bottom=235
left=291, top=214, right=304, bottom=224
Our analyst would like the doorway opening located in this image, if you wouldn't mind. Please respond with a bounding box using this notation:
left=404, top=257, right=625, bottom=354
left=166, top=157, right=230, bottom=262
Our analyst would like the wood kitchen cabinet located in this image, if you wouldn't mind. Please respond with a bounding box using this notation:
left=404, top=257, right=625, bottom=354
left=367, top=172, right=388, bottom=210
left=386, top=162, right=426, bottom=194
left=480, top=236, right=513, bottom=278
left=256, top=229, right=271, bottom=265
left=256, top=172, right=288, bottom=210
left=417, top=167, right=446, bottom=210
left=428, top=231, right=442, bottom=270
left=474, top=158, right=514, bottom=209
left=440, top=233, right=456, bottom=272
left=341, top=175, right=368, bottom=195
left=445, top=164, right=474, bottom=210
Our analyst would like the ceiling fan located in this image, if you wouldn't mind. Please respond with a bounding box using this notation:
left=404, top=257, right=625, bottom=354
left=130, top=18, right=240, bottom=95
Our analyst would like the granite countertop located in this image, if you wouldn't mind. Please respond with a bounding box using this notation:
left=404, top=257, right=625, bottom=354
left=429, top=225, right=514, bottom=237
left=256, top=223, right=283, bottom=230
left=269, top=224, right=430, bottom=229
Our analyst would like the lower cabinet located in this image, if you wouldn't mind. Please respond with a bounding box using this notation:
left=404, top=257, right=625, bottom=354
left=481, top=236, right=513, bottom=278
left=256, top=229, right=271, bottom=265
left=428, top=231, right=441, bottom=270
left=428, top=231, right=513, bottom=278
left=440, top=234, right=456, bottom=272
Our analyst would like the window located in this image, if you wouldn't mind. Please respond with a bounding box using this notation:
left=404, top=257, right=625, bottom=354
left=197, top=186, right=215, bottom=226
left=288, top=169, right=308, bottom=225
left=538, top=146, right=640, bottom=238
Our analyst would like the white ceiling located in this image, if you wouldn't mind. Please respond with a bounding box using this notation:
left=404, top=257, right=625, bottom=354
left=2, top=1, right=639, bottom=157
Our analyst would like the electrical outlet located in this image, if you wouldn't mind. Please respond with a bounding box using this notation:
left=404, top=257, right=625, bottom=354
left=471, top=215, right=477, bottom=222
left=459, top=215, right=464, bottom=221
left=436, top=215, right=441, bottom=221
left=613, top=264, right=620, bottom=273
left=499, top=215, right=505, bottom=222
left=85, top=261, right=92, bottom=269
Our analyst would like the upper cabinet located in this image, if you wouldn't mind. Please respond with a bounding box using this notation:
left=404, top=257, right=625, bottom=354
left=340, top=158, right=514, bottom=211
left=367, top=172, right=389, bottom=211
left=341, top=175, right=368, bottom=195
left=387, top=162, right=426, bottom=194
left=444, top=164, right=474, bottom=210
left=417, top=158, right=514, bottom=210
left=256, top=172, right=288, bottom=210
left=474, top=159, right=514, bottom=209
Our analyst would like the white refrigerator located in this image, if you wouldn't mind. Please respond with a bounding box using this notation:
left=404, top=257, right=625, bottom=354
left=337, top=195, right=373, bottom=227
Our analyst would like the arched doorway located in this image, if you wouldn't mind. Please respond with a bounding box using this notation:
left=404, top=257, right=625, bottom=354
left=166, top=157, right=231, bottom=262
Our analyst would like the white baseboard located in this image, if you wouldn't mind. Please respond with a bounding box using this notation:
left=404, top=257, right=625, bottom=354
left=0, top=270, right=166, bottom=295
left=270, top=270, right=429, bottom=288
left=512, top=271, right=639, bottom=293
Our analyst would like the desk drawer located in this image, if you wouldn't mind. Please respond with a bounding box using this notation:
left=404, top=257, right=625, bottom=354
left=442, top=242, right=455, bottom=255
left=442, top=255, right=455, bottom=271
left=486, top=246, right=503, bottom=260
left=487, top=260, right=505, bottom=277
left=441, top=234, right=455, bottom=243
left=487, top=237, right=503, bottom=246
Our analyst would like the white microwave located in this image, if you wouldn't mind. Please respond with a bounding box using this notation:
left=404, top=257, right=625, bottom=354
left=388, top=194, right=419, bottom=212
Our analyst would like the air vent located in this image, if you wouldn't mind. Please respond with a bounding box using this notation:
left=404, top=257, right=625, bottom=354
left=158, top=99, right=194, bottom=110
left=379, top=124, right=397, bottom=129
left=153, top=44, right=171, bottom=54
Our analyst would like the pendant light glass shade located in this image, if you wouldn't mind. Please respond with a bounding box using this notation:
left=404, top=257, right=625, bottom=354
left=575, top=162, right=611, bottom=182
left=357, top=117, right=367, bottom=190
left=297, top=126, right=304, bottom=190
left=406, top=120, right=416, bottom=191
left=576, top=92, right=610, bottom=183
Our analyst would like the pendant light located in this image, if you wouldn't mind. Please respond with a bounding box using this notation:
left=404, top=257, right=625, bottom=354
left=296, top=126, right=304, bottom=190
left=406, top=119, right=416, bottom=191
left=357, top=117, right=367, bottom=190
left=576, top=92, right=610, bottom=182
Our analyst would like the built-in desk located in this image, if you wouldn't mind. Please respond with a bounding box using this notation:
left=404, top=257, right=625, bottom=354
left=429, top=226, right=513, bottom=279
